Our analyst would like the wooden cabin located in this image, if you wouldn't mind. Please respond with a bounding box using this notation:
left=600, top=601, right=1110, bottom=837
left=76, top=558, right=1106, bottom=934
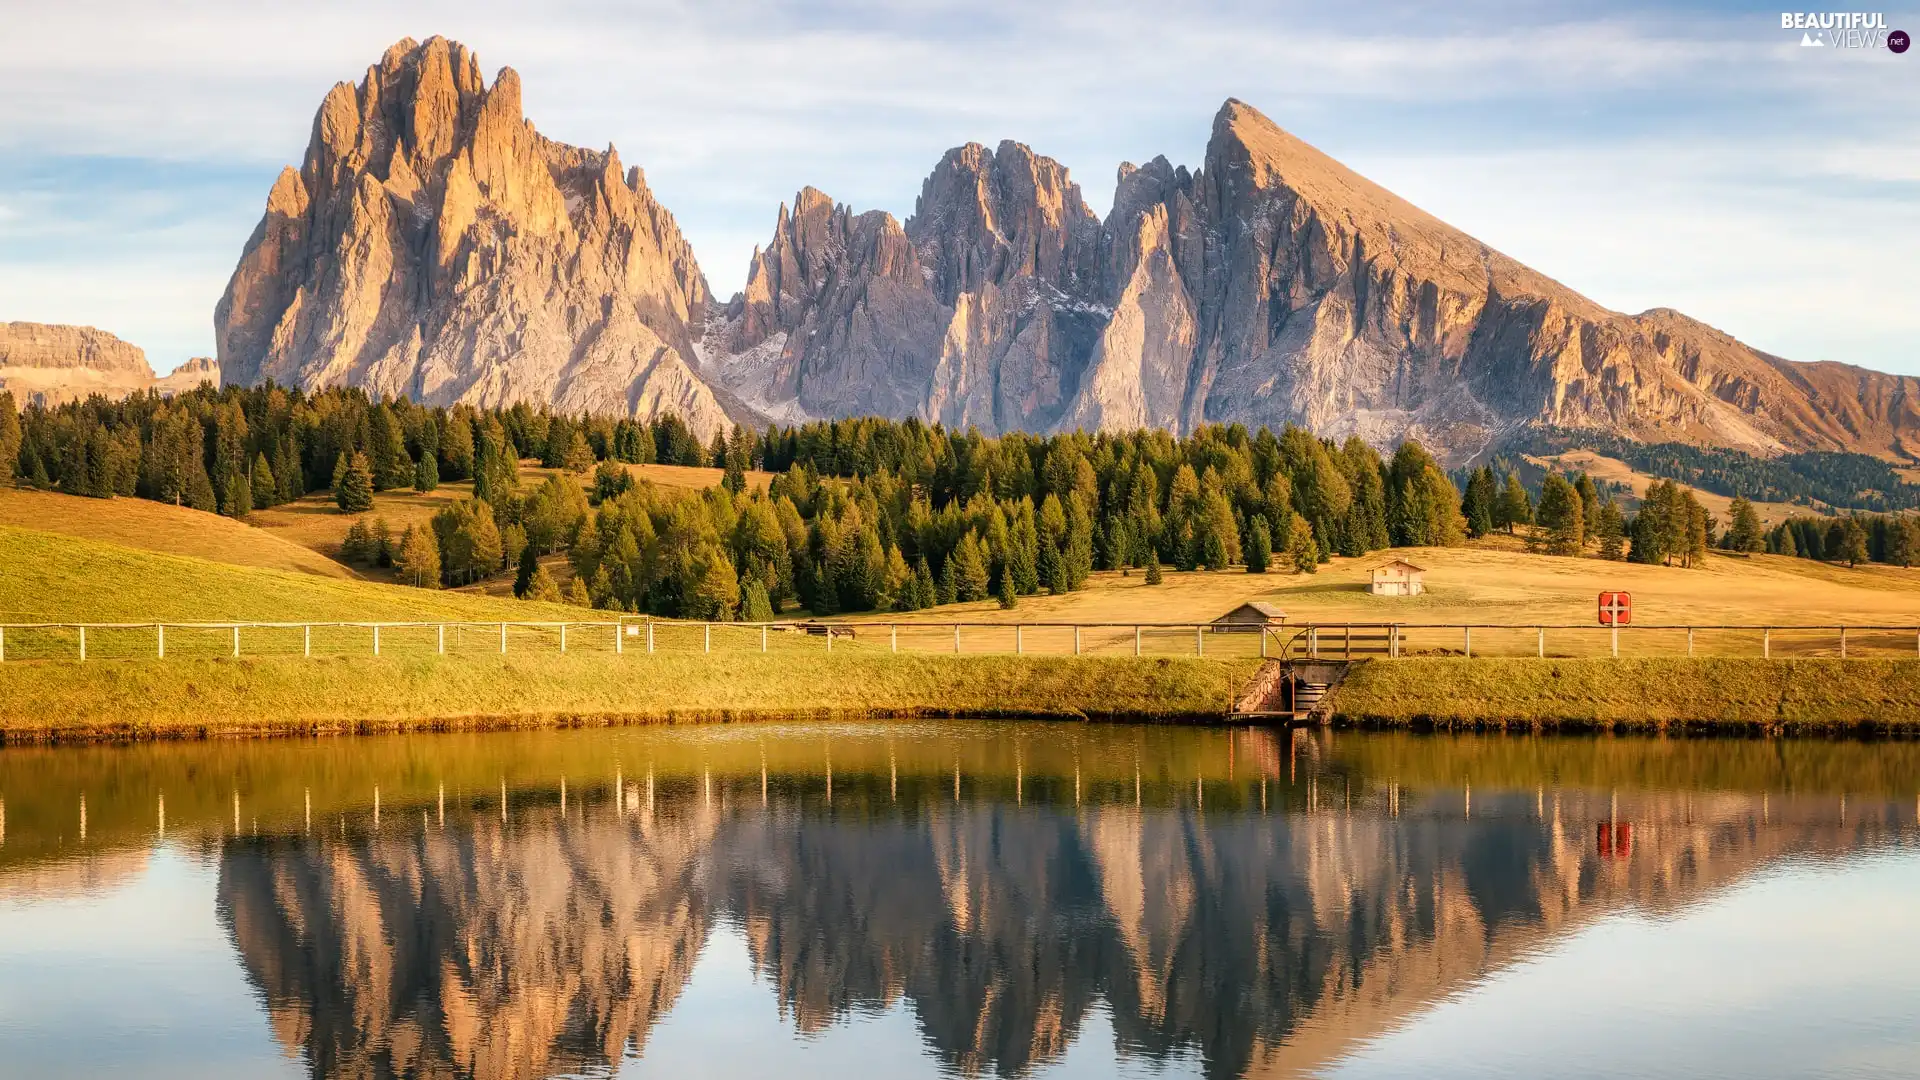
left=1368, top=559, right=1426, bottom=597
left=1211, top=601, right=1287, bottom=633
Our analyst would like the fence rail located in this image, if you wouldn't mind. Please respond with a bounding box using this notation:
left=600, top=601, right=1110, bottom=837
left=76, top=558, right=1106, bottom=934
left=0, top=619, right=1917, bottom=664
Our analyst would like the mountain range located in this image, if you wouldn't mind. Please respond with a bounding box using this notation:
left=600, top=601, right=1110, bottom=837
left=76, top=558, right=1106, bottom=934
left=13, top=36, right=1919, bottom=467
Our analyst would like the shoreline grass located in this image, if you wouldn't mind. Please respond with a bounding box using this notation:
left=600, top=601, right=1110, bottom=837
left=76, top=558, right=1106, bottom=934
left=1329, top=657, right=1920, bottom=734
left=0, top=652, right=1262, bottom=743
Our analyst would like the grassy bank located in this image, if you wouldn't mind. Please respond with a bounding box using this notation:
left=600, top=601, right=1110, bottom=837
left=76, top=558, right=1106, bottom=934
left=1330, top=658, right=1920, bottom=733
left=0, top=652, right=1260, bottom=742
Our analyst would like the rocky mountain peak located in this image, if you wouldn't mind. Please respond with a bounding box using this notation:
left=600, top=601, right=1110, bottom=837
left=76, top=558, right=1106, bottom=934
left=216, top=37, right=728, bottom=438
left=907, top=139, right=1102, bottom=305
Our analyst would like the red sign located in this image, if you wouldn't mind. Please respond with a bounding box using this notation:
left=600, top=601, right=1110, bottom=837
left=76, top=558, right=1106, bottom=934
left=1598, top=591, right=1632, bottom=626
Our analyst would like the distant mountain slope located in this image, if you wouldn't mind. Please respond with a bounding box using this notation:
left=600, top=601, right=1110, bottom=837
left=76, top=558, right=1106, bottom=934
left=706, top=100, right=1920, bottom=465
left=0, top=322, right=217, bottom=407
left=215, top=36, right=733, bottom=439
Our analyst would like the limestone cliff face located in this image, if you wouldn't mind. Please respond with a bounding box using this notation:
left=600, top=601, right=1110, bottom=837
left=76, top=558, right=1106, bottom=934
left=0, top=323, right=217, bottom=406
left=709, top=100, right=1920, bottom=464
left=214, top=37, right=730, bottom=439
left=708, top=141, right=1112, bottom=436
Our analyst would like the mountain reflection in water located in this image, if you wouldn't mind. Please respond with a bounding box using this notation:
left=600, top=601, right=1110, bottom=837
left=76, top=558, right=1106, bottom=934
left=0, top=725, right=1915, bottom=1079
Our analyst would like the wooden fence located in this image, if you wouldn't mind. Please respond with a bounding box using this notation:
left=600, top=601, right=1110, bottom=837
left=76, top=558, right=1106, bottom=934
left=0, top=619, right=1917, bottom=663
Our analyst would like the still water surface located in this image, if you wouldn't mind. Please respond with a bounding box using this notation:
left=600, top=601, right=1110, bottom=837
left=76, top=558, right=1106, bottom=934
left=1, top=724, right=1917, bottom=1079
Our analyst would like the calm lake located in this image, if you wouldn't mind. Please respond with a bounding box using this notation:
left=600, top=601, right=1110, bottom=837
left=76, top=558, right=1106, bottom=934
left=1, top=723, right=1917, bottom=1079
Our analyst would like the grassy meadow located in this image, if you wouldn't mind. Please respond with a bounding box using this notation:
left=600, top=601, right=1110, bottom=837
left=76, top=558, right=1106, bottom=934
left=0, top=652, right=1258, bottom=741
left=1330, top=658, right=1920, bottom=732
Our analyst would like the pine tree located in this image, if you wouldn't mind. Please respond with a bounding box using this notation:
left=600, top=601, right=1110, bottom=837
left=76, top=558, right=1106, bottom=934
left=1726, top=496, right=1764, bottom=553
left=394, top=524, right=442, bottom=588
left=996, top=572, right=1017, bottom=610
left=368, top=405, right=413, bottom=490
left=0, top=392, right=21, bottom=485
left=250, top=452, right=277, bottom=509
left=22, top=440, right=50, bottom=490
left=1595, top=500, right=1625, bottom=560
left=513, top=544, right=540, bottom=598
left=1287, top=515, right=1319, bottom=574
left=1462, top=467, right=1497, bottom=538
left=523, top=564, right=562, bottom=603
left=912, top=556, right=937, bottom=611
left=565, top=576, right=592, bottom=607
left=341, top=519, right=372, bottom=565
left=1246, top=515, right=1272, bottom=573
left=953, top=532, right=991, bottom=602
left=1143, top=552, right=1163, bottom=585
left=1574, top=473, right=1601, bottom=545
left=1534, top=475, right=1585, bottom=556
left=743, top=579, right=776, bottom=622
left=1497, top=473, right=1532, bottom=534
left=414, top=452, right=439, bottom=493
left=1841, top=518, right=1870, bottom=568
left=371, top=516, right=394, bottom=568
left=333, top=452, right=374, bottom=513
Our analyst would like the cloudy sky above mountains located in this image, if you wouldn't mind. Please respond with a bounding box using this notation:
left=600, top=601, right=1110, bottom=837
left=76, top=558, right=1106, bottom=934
left=1, top=0, right=1914, bottom=376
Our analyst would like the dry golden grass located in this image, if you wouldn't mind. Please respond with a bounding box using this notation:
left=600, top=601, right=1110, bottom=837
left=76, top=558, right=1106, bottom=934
left=1332, top=658, right=1920, bottom=732
left=0, top=524, right=589, bottom=624
left=0, top=488, right=354, bottom=579
left=864, top=533, right=1920, bottom=657
left=1529, top=449, right=1821, bottom=525
left=0, top=652, right=1257, bottom=741
left=620, top=461, right=772, bottom=492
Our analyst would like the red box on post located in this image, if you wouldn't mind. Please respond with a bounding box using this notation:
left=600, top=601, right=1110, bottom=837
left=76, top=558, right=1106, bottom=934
left=1598, top=592, right=1632, bottom=626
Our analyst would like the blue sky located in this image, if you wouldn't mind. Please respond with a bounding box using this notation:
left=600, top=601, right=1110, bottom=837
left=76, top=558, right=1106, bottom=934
left=1, top=0, right=1914, bottom=376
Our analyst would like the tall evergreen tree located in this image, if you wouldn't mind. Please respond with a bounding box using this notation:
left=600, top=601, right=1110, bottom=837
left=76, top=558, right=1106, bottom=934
left=1497, top=473, right=1532, bottom=534
left=1246, top=515, right=1272, bottom=573
left=332, top=451, right=375, bottom=513
left=250, top=452, right=277, bottom=509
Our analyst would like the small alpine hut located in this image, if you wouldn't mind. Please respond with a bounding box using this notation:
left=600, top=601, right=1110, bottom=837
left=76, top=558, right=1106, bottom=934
left=1369, top=559, right=1427, bottom=597
left=1211, top=601, right=1287, bottom=633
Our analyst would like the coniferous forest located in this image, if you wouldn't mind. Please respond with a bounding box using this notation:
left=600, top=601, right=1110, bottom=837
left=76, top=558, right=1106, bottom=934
left=3, top=385, right=1916, bottom=619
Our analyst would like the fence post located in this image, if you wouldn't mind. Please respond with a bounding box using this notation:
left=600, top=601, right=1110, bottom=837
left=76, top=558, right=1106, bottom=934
left=826, top=625, right=832, bottom=652
left=1463, top=626, right=1471, bottom=659
left=704, top=623, right=710, bottom=653
left=441, top=624, right=447, bottom=655
left=1073, top=626, right=1081, bottom=656
left=0, top=625, right=5, bottom=662
left=1260, top=629, right=1268, bottom=659
left=1346, top=625, right=1353, bottom=661
left=1687, top=627, right=1694, bottom=657
left=1196, top=626, right=1204, bottom=657
left=373, top=625, right=381, bottom=657
left=304, top=624, right=311, bottom=658
left=561, top=624, right=569, bottom=654
left=954, top=625, right=961, bottom=654
left=1134, top=626, right=1142, bottom=657
left=647, top=622, right=654, bottom=654
left=615, top=622, right=623, bottom=654
left=1536, top=627, right=1544, bottom=659
left=158, top=624, right=165, bottom=659
left=1840, top=626, right=1847, bottom=659
left=762, top=625, right=768, bottom=653
left=501, top=622, right=508, bottom=655
left=233, top=625, right=240, bottom=658
left=890, top=624, right=897, bottom=653
left=79, top=625, right=86, bottom=662
left=1016, top=625, right=1024, bottom=655
left=1763, top=628, right=1771, bottom=659
left=1611, top=626, right=1619, bottom=658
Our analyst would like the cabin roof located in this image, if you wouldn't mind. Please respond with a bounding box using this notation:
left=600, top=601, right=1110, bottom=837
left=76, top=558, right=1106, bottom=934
left=1217, top=601, right=1287, bottom=619
left=1370, top=559, right=1427, bottom=574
